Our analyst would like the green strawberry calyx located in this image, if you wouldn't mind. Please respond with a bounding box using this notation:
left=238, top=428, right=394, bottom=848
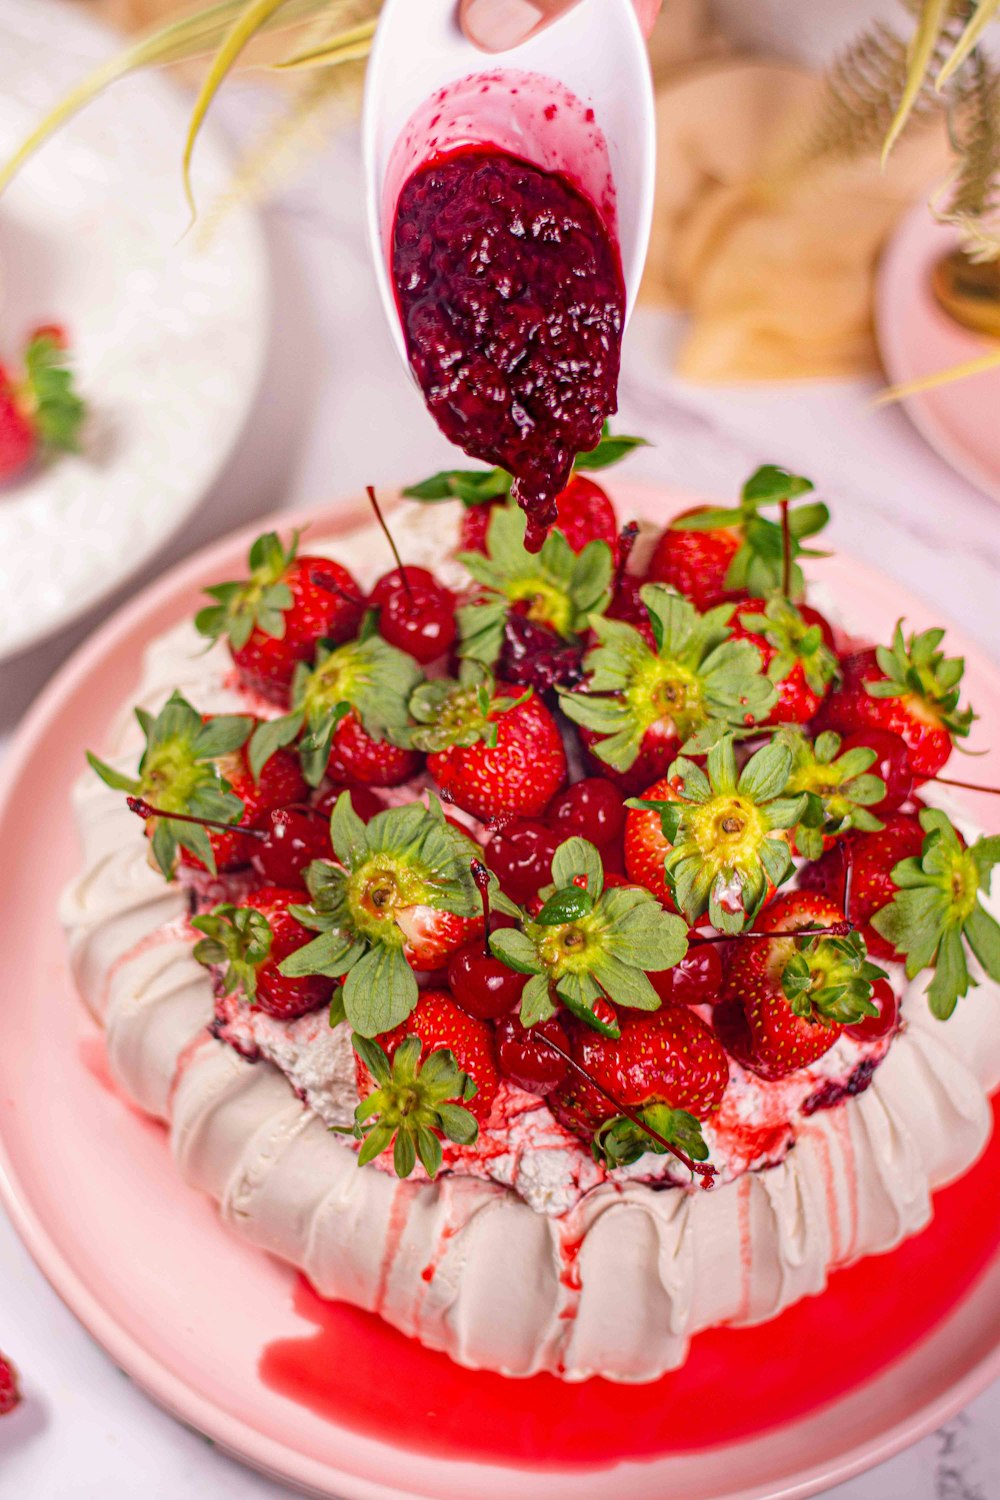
left=191, top=903, right=272, bottom=1001
left=22, top=331, right=87, bottom=453
left=402, top=423, right=648, bottom=508
left=456, top=504, right=613, bottom=665
left=865, top=622, right=976, bottom=740
left=592, top=1104, right=709, bottom=1170
left=735, top=596, right=839, bottom=697
left=248, top=630, right=423, bottom=787
left=672, top=465, right=830, bottom=599
left=278, top=793, right=513, bottom=1037
left=779, top=728, right=886, bottom=859
left=559, top=584, right=777, bottom=772
left=629, top=733, right=807, bottom=933
left=336, top=1035, right=479, bottom=1179
left=87, top=691, right=253, bottom=877
left=194, top=531, right=299, bottom=653
left=406, top=661, right=530, bottom=754
left=489, top=837, right=689, bottom=1036
left=777, top=926, right=884, bottom=1027
left=872, top=808, right=1000, bottom=1019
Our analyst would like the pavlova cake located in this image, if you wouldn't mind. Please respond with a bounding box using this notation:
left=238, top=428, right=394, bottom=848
left=62, top=446, right=1000, bottom=1383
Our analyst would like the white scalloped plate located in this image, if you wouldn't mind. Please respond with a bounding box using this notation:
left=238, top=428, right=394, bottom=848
left=0, top=0, right=268, bottom=660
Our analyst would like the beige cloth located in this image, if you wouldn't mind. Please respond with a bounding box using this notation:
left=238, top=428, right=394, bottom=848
left=641, top=56, right=951, bottom=381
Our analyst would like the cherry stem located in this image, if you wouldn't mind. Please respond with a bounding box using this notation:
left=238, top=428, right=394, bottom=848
left=535, top=1033, right=717, bottom=1188
left=690, top=920, right=854, bottom=947
left=933, top=775, right=1000, bottom=797
left=470, top=858, right=492, bottom=958
left=126, top=796, right=267, bottom=840
left=312, top=570, right=367, bottom=609
left=780, top=498, right=792, bottom=598
left=366, top=484, right=413, bottom=606
left=613, top=521, right=640, bottom=595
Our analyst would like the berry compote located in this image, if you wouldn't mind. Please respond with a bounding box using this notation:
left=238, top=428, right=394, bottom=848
left=392, top=148, right=625, bottom=549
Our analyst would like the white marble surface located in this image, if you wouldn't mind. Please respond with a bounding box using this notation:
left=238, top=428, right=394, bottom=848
left=1, top=70, right=999, bottom=1500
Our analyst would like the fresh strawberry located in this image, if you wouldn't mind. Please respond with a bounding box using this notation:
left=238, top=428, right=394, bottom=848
left=722, top=890, right=883, bottom=1079
left=729, top=597, right=838, bottom=724
left=195, top=532, right=365, bottom=706
left=180, top=736, right=306, bottom=871
left=0, top=1352, right=20, bottom=1416
left=247, top=634, right=424, bottom=790
left=360, top=988, right=499, bottom=1123
left=279, top=797, right=492, bottom=1036
left=192, top=886, right=335, bottom=1020
left=647, top=505, right=742, bottom=611
left=623, top=776, right=682, bottom=908
left=407, top=664, right=566, bottom=822
left=457, top=474, right=620, bottom=557
left=797, top=812, right=926, bottom=962
left=551, top=1006, right=728, bottom=1166
left=394, top=904, right=484, bottom=972
left=0, top=366, right=36, bottom=482
left=88, top=694, right=256, bottom=878
left=326, top=712, right=422, bottom=788
left=647, top=466, right=829, bottom=610
left=818, top=624, right=974, bottom=781
left=560, top=585, right=776, bottom=786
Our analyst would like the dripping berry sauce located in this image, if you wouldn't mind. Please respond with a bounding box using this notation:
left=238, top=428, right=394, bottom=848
left=391, top=147, right=625, bottom=551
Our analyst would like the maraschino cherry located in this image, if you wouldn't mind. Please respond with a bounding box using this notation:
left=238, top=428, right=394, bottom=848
left=448, top=860, right=527, bottom=1021
left=366, top=486, right=456, bottom=663
left=845, top=978, right=899, bottom=1041
left=487, top=819, right=559, bottom=905
left=495, top=1014, right=570, bottom=1094
left=547, top=778, right=626, bottom=851
left=650, top=943, right=725, bottom=1006
left=126, top=797, right=332, bottom=887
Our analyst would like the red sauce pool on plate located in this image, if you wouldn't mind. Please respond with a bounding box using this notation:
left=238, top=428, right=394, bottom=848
left=259, top=1094, right=1000, bottom=1470
left=391, top=148, right=625, bottom=549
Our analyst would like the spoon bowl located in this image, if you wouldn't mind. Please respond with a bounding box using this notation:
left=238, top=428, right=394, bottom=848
left=362, top=0, right=656, bottom=369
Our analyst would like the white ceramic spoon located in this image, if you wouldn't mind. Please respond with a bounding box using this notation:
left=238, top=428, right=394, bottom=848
left=361, top=0, right=656, bottom=369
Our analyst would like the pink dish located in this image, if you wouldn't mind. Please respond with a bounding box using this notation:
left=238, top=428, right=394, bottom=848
left=1, top=481, right=999, bottom=1500
left=876, top=203, right=1000, bottom=503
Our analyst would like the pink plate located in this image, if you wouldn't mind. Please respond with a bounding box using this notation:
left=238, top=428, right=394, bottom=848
left=1, top=482, right=999, bottom=1500
left=876, top=202, right=1000, bottom=502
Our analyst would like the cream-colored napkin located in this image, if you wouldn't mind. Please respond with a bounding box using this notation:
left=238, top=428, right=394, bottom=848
left=641, top=57, right=950, bottom=381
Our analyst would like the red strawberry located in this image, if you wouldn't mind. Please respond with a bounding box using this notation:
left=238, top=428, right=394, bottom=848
left=192, top=886, right=335, bottom=1020
left=623, top=776, right=682, bottom=909
left=395, top=903, right=484, bottom=972
left=578, top=720, right=681, bottom=796
left=729, top=597, right=838, bottom=724
left=797, top=812, right=926, bottom=962
left=0, top=328, right=86, bottom=484
left=818, top=625, right=974, bottom=781
left=362, top=988, right=499, bottom=1122
left=0, top=367, right=36, bottom=482
left=180, top=736, right=307, bottom=872
left=0, top=1352, right=20, bottom=1416
left=196, top=532, right=365, bottom=706
left=460, top=474, right=618, bottom=557
left=647, top=505, right=742, bottom=611
left=409, top=668, right=566, bottom=822
left=552, top=1006, right=728, bottom=1140
left=325, top=712, right=422, bottom=788
left=722, top=890, right=877, bottom=1079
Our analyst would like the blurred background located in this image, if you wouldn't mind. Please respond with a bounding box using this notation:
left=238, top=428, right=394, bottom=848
left=0, top=0, right=998, bottom=1495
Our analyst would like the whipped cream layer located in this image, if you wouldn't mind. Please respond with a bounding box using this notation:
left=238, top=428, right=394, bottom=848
left=60, top=499, right=1000, bottom=1381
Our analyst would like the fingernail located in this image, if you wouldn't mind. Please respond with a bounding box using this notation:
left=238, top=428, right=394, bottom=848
left=463, top=0, right=545, bottom=52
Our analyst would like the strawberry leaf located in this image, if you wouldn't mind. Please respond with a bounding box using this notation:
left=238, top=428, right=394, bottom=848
left=592, top=1104, right=708, bottom=1169
left=23, top=333, right=86, bottom=453
left=866, top=621, right=975, bottom=740
left=192, top=903, right=272, bottom=1001
left=194, top=531, right=299, bottom=651
left=560, top=586, right=776, bottom=773
left=872, top=808, right=1000, bottom=1019
left=350, top=1036, right=479, bottom=1179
